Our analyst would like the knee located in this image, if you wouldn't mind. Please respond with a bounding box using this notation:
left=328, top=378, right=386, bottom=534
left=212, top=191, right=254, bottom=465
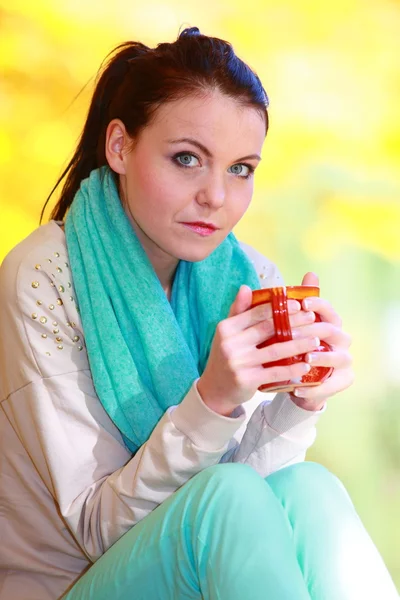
left=268, top=462, right=351, bottom=507
left=280, top=461, right=340, bottom=485
left=199, top=462, right=263, bottom=492
left=191, top=462, right=269, bottom=507
left=184, top=463, right=282, bottom=538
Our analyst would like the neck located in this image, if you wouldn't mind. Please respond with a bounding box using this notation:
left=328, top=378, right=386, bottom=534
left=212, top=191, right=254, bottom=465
left=125, top=211, right=178, bottom=301
left=133, top=226, right=178, bottom=298
left=118, top=182, right=179, bottom=300
left=156, top=260, right=178, bottom=302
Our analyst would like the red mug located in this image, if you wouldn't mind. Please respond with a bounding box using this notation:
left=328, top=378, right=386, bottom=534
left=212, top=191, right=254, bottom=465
left=250, top=286, right=333, bottom=393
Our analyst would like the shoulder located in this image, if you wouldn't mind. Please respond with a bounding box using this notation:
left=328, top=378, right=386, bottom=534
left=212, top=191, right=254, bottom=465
left=0, top=221, right=71, bottom=312
left=0, top=221, right=67, bottom=287
left=238, top=240, right=285, bottom=287
left=0, top=222, right=88, bottom=394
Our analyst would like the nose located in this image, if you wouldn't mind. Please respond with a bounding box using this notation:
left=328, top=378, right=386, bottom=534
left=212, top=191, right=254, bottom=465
left=195, top=172, right=226, bottom=210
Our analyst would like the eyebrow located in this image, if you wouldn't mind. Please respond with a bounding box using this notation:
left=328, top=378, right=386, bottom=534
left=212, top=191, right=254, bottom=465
left=166, top=137, right=262, bottom=162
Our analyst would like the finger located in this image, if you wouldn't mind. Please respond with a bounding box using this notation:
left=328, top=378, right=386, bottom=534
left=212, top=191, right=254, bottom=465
left=248, top=361, right=312, bottom=389
left=290, top=309, right=316, bottom=328
left=305, top=350, right=352, bottom=369
left=292, top=321, right=351, bottom=348
left=301, top=272, right=319, bottom=286
left=301, top=296, right=342, bottom=328
left=239, top=336, right=321, bottom=369
left=236, top=308, right=315, bottom=349
left=228, top=285, right=254, bottom=318
left=223, top=298, right=301, bottom=337
left=293, top=367, right=354, bottom=400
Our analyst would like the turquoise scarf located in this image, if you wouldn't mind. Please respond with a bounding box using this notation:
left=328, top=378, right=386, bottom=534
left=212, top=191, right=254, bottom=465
left=65, top=166, right=260, bottom=453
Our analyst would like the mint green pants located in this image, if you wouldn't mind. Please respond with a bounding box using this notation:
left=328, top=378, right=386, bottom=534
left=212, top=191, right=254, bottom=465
left=64, top=462, right=398, bottom=599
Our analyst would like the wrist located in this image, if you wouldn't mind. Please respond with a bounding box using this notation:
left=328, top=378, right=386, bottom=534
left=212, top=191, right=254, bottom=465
left=196, top=379, right=237, bottom=417
left=289, top=393, right=326, bottom=412
left=204, top=400, right=237, bottom=418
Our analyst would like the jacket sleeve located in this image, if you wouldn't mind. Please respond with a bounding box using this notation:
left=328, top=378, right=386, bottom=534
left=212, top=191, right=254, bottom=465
left=0, top=237, right=247, bottom=563
left=219, top=242, right=325, bottom=477
left=219, top=391, right=324, bottom=477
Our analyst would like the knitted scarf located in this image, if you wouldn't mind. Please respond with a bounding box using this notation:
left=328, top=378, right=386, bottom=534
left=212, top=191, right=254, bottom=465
left=65, top=166, right=259, bottom=452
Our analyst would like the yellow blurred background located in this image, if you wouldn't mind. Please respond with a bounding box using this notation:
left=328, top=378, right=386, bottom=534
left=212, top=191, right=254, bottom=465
left=1, top=0, right=399, bottom=588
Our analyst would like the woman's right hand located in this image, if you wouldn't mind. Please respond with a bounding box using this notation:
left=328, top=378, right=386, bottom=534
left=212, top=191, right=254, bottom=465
left=197, top=285, right=321, bottom=416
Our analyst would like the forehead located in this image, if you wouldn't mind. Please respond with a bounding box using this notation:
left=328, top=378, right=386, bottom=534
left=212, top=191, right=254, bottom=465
left=145, top=90, right=266, bottom=155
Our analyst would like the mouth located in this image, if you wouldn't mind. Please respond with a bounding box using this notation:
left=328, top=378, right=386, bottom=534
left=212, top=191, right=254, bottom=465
left=180, top=222, right=220, bottom=237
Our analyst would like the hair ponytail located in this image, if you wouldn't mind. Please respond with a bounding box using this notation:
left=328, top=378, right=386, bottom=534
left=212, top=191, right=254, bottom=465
left=41, top=29, right=269, bottom=223
left=40, top=42, right=150, bottom=223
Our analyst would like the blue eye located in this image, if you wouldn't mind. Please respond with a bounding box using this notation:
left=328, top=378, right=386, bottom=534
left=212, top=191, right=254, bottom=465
left=174, top=153, right=200, bottom=168
left=228, top=164, right=254, bottom=178
left=173, top=152, right=254, bottom=179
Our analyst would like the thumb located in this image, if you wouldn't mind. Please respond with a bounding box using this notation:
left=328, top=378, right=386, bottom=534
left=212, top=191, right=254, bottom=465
left=228, top=285, right=254, bottom=318
left=301, top=271, right=319, bottom=287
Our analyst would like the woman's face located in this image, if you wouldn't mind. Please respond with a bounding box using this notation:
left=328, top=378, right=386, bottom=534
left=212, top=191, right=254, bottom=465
left=107, top=89, right=266, bottom=273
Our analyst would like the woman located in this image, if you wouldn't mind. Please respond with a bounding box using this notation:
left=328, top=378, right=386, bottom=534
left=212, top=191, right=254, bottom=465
left=0, top=27, right=397, bottom=600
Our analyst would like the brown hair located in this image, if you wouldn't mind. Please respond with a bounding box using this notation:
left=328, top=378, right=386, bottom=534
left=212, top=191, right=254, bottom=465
left=40, top=27, right=269, bottom=223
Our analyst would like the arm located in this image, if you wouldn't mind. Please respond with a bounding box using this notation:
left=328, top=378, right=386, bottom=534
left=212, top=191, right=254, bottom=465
left=219, top=390, right=323, bottom=477
left=4, top=375, right=245, bottom=561
left=0, top=237, right=246, bottom=562
left=217, top=242, right=324, bottom=476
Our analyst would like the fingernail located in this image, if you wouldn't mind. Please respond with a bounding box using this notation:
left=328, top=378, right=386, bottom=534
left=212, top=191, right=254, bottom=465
left=290, top=300, right=301, bottom=312
left=305, top=353, right=316, bottom=363
left=312, top=337, right=320, bottom=347
left=303, top=299, right=311, bottom=310
left=294, top=389, right=304, bottom=397
left=301, top=363, right=311, bottom=373
left=305, top=311, right=315, bottom=322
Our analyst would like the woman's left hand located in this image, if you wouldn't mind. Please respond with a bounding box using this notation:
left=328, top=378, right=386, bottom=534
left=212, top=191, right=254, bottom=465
left=289, top=272, right=354, bottom=412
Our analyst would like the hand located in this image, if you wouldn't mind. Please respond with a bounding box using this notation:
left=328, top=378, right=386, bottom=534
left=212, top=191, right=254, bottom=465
left=289, top=272, right=354, bottom=412
left=197, top=284, right=321, bottom=416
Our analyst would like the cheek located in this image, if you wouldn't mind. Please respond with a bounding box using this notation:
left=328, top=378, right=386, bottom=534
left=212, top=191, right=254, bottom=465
left=229, top=185, right=253, bottom=222
left=128, top=162, right=160, bottom=204
left=135, top=165, right=160, bottom=200
left=130, top=165, right=181, bottom=222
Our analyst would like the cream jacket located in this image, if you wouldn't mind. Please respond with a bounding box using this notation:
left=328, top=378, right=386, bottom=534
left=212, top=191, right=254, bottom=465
left=0, top=221, right=323, bottom=599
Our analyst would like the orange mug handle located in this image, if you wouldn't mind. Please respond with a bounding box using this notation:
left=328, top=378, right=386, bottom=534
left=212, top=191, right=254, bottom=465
left=251, top=286, right=333, bottom=393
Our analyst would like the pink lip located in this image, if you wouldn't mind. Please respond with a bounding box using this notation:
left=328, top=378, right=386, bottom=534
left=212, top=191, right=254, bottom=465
left=181, top=222, right=219, bottom=237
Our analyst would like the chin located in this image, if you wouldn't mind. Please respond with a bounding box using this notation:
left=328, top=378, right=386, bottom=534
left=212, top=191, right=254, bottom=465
left=174, top=241, right=221, bottom=263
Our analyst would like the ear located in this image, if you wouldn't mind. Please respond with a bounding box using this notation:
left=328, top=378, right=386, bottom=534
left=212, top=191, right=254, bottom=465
left=105, top=119, right=131, bottom=175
